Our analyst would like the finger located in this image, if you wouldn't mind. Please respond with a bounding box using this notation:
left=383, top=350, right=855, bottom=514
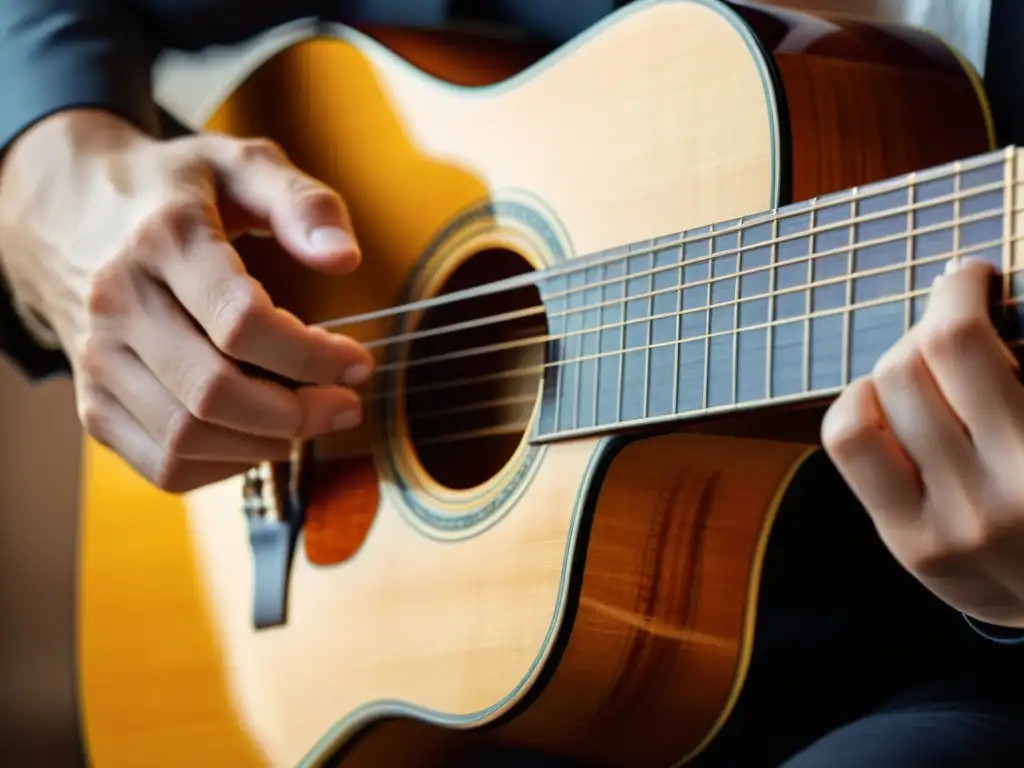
left=821, top=376, right=923, bottom=522
left=127, top=280, right=363, bottom=439
left=196, top=135, right=360, bottom=275
left=148, top=197, right=374, bottom=387
left=917, top=257, right=1024, bottom=456
left=871, top=329, right=983, bottom=497
left=77, top=383, right=249, bottom=494
left=101, top=346, right=295, bottom=462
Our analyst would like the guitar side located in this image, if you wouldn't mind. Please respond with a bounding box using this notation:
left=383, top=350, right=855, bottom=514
left=76, top=2, right=993, bottom=767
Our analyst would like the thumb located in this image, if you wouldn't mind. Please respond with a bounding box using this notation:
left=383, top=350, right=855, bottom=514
left=195, top=135, right=361, bottom=276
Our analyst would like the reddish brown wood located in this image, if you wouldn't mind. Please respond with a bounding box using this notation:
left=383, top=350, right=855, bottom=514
left=731, top=1, right=992, bottom=202
left=304, top=457, right=381, bottom=567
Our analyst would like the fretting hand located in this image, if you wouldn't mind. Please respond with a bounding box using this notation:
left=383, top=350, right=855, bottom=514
left=0, top=109, right=373, bottom=493
left=822, top=256, right=1024, bottom=629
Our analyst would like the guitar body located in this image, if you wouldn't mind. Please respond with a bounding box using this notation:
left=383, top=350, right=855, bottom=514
left=77, top=2, right=993, bottom=766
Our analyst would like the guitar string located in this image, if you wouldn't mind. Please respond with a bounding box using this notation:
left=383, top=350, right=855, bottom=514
left=404, top=326, right=1024, bottom=450
left=387, top=235, right=1024, bottom=406
left=316, top=157, right=999, bottom=333
left=358, top=179, right=1007, bottom=352
left=309, top=156, right=1011, bottom=343
left=416, top=312, right=1024, bottom=448
left=371, top=231, right=1006, bottom=376
left=316, top=156, right=1021, bottom=449
left=374, top=243, right=1024, bottom=448
left=371, top=224, right=1018, bottom=405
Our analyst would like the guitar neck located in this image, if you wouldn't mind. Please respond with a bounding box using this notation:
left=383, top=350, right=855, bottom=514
left=533, top=146, right=1024, bottom=442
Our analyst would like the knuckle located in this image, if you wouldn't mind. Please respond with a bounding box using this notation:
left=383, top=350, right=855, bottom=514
left=83, top=266, right=133, bottom=320
left=78, top=397, right=112, bottom=443
left=897, top=527, right=961, bottom=576
left=871, top=340, right=912, bottom=383
left=185, top=364, right=234, bottom=421
left=919, top=314, right=989, bottom=362
left=77, top=338, right=109, bottom=382
left=910, top=517, right=994, bottom=575
left=234, top=137, right=287, bottom=167
left=821, top=387, right=879, bottom=460
left=944, top=521, right=992, bottom=560
left=293, top=184, right=342, bottom=212
left=150, top=453, right=188, bottom=494
left=163, top=407, right=203, bottom=457
left=210, top=280, right=261, bottom=354
left=822, top=415, right=879, bottom=461
left=128, top=198, right=212, bottom=259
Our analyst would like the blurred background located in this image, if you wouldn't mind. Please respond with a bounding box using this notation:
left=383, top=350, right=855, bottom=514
left=0, top=1, right=993, bottom=764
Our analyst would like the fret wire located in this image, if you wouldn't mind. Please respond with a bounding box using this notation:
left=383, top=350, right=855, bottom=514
left=538, top=176, right=1008, bottom=311
left=904, top=173, right=915, bottom=332
left=571, top=275, right=583, bottom=431
left=543, top=164, right=1008, bottom=302
left=550, top=304, right=562, bottom=432
left=641, top=241, right=653, bottom=419
left=571, top=344, right=582, bottom=431
left=765, top=214, right=779, bottom=399
left=591, top=265, right=601, bottom=428
left=394, top=261, right=1024, bottom=425
left=841, top=187, right=857, bottom=388
left=392, top=233, right=1009, bottom=377
left=1017, top=151, right=1024, bottom=290
left=534, top=290, right=1024, bottom=443
left=802, top=201, right=816, bottom=394
left=731, top=218, right=741, bottom=406
left=425, top=331, right=1024, bottom=456
left=953, top=162, right=963, bottom=264
left=534, top=294, right=1024, bottom=443
left=702, top=223, right=714, bottom=410
left=434, top=282, right=1024, bottom=440
left=495, top=254, right=1024, bottom=384
left=539, top=204, right=999, bottom=331
left=541, top=269, right=1024, bottom=374
left=324, top=159, right=1022, bottom=340
left=616, top=255, right=626, bottom=423
left=671, top=238, right=682, bottom=415
left=1004, top=147, right=1015, bottom=302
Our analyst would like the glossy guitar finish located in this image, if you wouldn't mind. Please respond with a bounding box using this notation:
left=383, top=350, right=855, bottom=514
left=77, top=1, right=996, bottom=766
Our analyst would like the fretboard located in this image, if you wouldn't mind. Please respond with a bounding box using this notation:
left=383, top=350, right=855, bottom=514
left=533, top=146, right=1023, bottom=442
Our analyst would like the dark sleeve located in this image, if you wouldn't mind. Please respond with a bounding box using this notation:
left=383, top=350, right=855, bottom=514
left=0, top=1, right=164, bottom=154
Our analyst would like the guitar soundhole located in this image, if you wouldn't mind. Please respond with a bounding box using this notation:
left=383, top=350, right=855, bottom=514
left=405, top=248, right=546, bottom=490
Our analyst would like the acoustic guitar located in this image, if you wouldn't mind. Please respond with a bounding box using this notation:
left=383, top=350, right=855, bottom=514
left=76, top=1, right=1015, bottom=765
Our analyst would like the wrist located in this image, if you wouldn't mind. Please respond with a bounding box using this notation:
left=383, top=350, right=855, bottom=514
left=20, top=108, right=152, bottom=155
left=1, top=108, right=151, bottom=190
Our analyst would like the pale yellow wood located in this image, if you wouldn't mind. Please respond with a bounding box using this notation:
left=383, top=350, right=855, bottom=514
left=78, top=2, right=780, bottom=766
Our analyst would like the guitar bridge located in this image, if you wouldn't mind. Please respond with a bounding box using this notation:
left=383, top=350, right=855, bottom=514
left=242, top=442, right=307, bottom=630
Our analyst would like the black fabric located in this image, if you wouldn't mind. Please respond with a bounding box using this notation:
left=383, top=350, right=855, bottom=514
left=687, top=452, right=1024, bottom=766
left=984, top=0, right=1024, bottom=147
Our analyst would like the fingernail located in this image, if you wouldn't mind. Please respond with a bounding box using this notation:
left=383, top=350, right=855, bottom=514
left=341, top=363, right=372, bottom=387
left=332, top=408, right=361, bottom=431
left=309, top=227, right=356, bottom=254
left=945, top=257, right=961, bottom=275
